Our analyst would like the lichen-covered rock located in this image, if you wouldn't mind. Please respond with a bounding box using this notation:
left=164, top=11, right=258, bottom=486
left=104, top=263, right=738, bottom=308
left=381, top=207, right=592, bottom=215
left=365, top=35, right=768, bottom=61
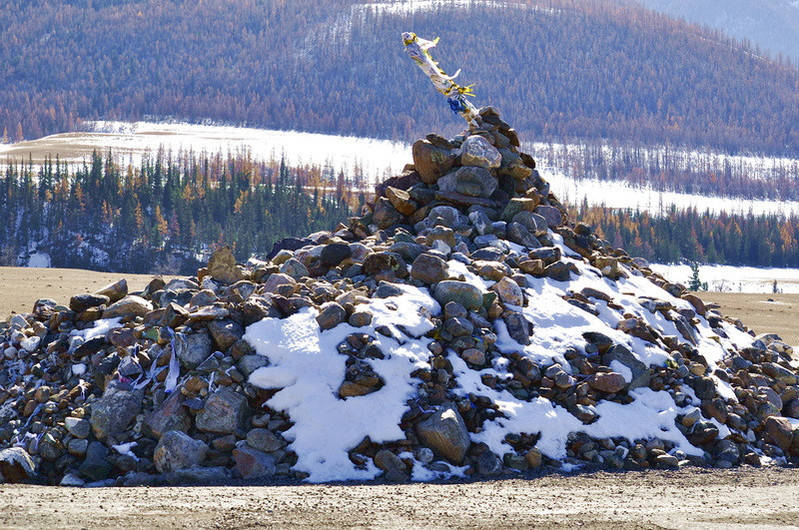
left=437, top=166, right=497, bottom=198
left=433, top=281, right=484, bottom=311
left=195, top=387, right=249, bottom=434
left=154, top=430, right=209, bottom=473
left=90, top=387, right=143, bottom=440
left=460, top=135, right=502, bottom=169
left=412, top=139, right=455, bottom=184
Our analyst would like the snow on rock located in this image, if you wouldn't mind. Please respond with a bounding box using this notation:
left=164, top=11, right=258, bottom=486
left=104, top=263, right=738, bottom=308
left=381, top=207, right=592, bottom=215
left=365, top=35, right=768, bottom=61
left=27, top=252, right=51, bottom=268
left=244, top=284, right=439, bottom=482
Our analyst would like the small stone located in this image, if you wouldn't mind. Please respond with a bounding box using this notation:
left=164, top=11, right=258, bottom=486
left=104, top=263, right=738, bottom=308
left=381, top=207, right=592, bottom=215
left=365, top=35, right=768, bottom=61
left=280, top=258, right=309, bottom=280
left=461, top=348, right=485, bottom=366
left=412, top=139, right=455, bottom=184
left=95, top=279, right=128, bottom=303
left=348, top=310, right=373, bottom=327
left=233, top=446, right=276, bottom=479
left=67, top=438, right=88, bottom=457
left=64, top=417, right=91, bottom=439
left=246, top=428, right=285, bottom=453
left=655, top=454, right=679, bottom=468
left=764, top=416, right=795, bottom=452
left=0, top=448, right=36, bottom=483
left=103, top=295, right=153, bottom=319
left=534, top=205, right=564, bottom=227
left=207, top=320, right=244, bottom=351
left=69, top=293, right=110, bottom=313
left=90, top=387, right=143, bottom=440
left=78, top=442, right=112, bottom=481
left=437, top=166, right=497, bottom=198
left=237, top=355, right=269, bottom=377
left=320, top=243, right=352, bottom=267
left=477, top=451, right=503, bottom=476
left=316, top=302, right=347, bottom=330
left=154, top=430, right=209, bottom=473
left=503, top=312, right=532, bottom=345
left=525, top=448, right=543, bottom=468
left=588, top=372, right=627, bottom=394
left=544, top=261, right=571, bottom=282
left=373, top=449, right=409, bottom=482
left=207, top=246, right=243, bottom=284
left=416, top=403, right=470, bottom=464
left=174, top=331, right=213, bottom=369
left=411, top=254, right=449, bottom=284
left=59, top=473, right=85, bottom=487
left=144, top=391, right=191, bottom=439
left=492, top=277, right=524, bottom=307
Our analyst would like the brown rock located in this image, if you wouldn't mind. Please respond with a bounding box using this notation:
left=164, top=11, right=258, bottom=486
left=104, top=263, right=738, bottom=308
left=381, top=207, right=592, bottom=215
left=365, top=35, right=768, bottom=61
left=588, top=372, right=627, bottom=394
left=207, top=246, right=244, bottom=284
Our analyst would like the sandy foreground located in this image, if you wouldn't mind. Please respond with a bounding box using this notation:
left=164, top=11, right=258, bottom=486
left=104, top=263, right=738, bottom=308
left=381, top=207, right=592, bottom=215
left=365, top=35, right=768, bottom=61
left=1, top=468, right=799, bottom=529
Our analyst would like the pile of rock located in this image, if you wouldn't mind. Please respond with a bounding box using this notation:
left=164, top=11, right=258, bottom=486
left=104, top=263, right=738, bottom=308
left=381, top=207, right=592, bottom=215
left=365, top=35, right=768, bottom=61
left=1, top=107, right=799, bottom=486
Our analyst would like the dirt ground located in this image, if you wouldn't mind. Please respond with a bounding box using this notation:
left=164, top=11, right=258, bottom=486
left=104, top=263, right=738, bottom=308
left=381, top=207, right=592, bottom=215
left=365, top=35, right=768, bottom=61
left=702, top=292, right=799, bottom=346
left=0, top=267, right=171, bottom=321
left=1, top=468, right=799, bottom=529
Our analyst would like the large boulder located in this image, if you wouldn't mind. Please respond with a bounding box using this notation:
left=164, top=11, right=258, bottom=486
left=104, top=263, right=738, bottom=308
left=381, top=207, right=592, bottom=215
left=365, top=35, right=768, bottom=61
left=433, top=281, right=484, bottom=311
left=196, top=387, right=249, bottom=434
left=460, top=135, right=502, bottom=169
left=0, top=448, right=36, bottom=483
left=233, top=446, right=276, bottom=479
left=416, top=403, right=471, bottom=464
left=144, top=391, right=191, bottom=439
left=412, top=139, right=455, bottom=184
left=411, top=253, right=449, bottom=284
left=154, top=430, right=209, bottom=473
left=90, top=387, right=143, bottom=440
left=207, top=246, right=244, bottom=284
left=103, top=295, right=153, bottom=319
left=437, top=166, right=497, bottom=198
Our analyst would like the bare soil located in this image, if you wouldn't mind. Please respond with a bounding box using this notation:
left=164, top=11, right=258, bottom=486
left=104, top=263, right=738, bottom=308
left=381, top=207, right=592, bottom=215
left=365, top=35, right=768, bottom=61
left=1, top=468, right=799, bottom=529
left=702, top=292, right=799, bottom=347
left=0, top=267, right=171, bottom=322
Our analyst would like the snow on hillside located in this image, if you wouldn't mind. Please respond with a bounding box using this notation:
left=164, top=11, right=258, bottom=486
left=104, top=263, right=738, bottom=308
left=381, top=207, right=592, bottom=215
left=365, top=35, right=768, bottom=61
left=4, top=121, right=799, bottom=216
left=0, top=121, right=411, bottom=184
left=651, top=263, right=799, bottom=293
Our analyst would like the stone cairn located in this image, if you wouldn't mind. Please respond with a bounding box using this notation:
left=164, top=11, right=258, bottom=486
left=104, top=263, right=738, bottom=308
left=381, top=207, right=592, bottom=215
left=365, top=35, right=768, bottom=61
left=1, top=106, right=799, bottom=486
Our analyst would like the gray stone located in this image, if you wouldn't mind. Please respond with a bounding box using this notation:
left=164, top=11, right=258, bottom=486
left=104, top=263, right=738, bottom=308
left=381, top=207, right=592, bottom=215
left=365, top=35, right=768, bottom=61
left=207, top=319, right=244, bottom=351
left=477, top=451, right=503, bottom=476
left=373, top=449, right=409, bottom=482
left=154, top=430, right=209, bottom=473
left=414, top=205, right=469, bottom=233
left=78, top=442, right=113, bottom=482
left=64, top=416, right=91, bottom=439
left=95, top=278, right=128, bottom=303
left=433, top=281, right=484, bottom=311
left=460, top=135, right=502, bottom=169
left=237, top=355, right=270, bottom=377
left=90, top=387, right=143, bottom=440
left=411, top=254, right=449, bottom=284
left=602, top=345, right=651, bottom=389
left=416, top=403, right=471, bottom=464
left=144, top=391, right=191, bottom=439
left=503, top=312, right=533, bottom=345
left=316, top=302, right=347, bottom=330
left=175, top=331, right=213, bottom=369
left=196, top=387, right=249, bottom=434
left=534, top=205, right=564, bottom=227
left=246, top=428, right=285, bottom=453
left=280, top=258, right=309, bottom=280
left=437, top=166, right=497, bottom=198
left=492, top=277, right=524, bottom=307
left=507, top=221, right=540, bottom=248
left=233, top=446, right=276, bottom=479
left=373, top=197, right=404, bottom=229
left=468, top=209, right=493, bottom=236
left=69, top=293, right=110, bottom=313
left=67, top=438, right=88, bottom=457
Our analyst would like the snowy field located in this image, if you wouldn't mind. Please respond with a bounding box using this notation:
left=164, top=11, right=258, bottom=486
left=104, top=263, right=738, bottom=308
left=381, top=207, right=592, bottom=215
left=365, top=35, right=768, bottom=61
left=0, top=121, right=411, bottom=183
left=4, top=120, right=799, bottom=217
left=651, top=263, right=799, bottom=293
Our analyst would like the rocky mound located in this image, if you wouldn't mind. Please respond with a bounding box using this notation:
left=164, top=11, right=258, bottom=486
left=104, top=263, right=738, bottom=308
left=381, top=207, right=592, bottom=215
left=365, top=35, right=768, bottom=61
left=2, top=107, right=799, bottom=486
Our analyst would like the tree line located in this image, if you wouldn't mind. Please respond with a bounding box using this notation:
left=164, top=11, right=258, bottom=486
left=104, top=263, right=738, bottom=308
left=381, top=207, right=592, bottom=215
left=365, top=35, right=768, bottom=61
left=1, top=0, right=798, bottom=156
left=0, top=150, right=351, bottom=273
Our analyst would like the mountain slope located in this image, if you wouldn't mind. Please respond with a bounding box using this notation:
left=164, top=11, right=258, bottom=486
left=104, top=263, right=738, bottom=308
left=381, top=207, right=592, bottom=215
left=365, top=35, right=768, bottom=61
left=633, top=0, right=799, bottom=62
left=1, top=0, right=798, bottom=155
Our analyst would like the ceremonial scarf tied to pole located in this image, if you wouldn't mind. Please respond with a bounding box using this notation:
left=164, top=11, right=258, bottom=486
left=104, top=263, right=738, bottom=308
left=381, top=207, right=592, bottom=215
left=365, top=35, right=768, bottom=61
left=402, top=32, right=479, bottom=124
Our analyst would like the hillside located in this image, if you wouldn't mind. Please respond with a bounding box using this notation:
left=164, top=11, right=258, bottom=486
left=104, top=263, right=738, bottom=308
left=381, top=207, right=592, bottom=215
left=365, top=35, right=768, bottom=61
left=2, top=0, right=799, bottom=155
left=633, top=0, right=799, bottom=62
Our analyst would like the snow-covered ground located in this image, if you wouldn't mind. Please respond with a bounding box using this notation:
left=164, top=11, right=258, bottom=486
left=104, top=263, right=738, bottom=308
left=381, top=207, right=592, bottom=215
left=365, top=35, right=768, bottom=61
left=651, top=263, right=799, bottom=293
left=5, top=120, right=799, bottom=217
left=0, top=121, right=411, bottom=183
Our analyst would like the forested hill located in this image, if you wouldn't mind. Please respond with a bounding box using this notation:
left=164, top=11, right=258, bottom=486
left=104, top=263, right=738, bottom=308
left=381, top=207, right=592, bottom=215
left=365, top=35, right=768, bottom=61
left=2, top=0, right=799, bottom=155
